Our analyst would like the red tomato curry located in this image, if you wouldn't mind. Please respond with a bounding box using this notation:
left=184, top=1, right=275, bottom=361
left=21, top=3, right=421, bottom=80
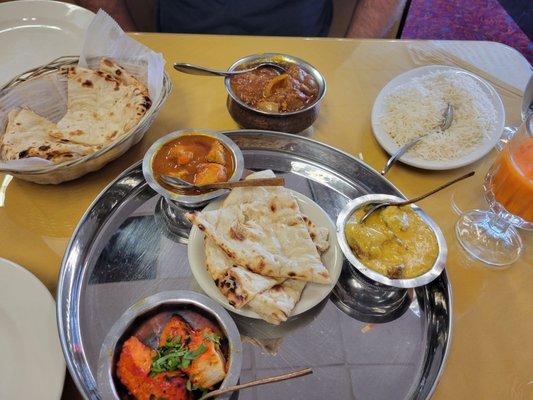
left=230, top=63, right=318, bottom=113
left=116, top=311, right=228, bottom=400
left=152, top=135, right=234, bottom=192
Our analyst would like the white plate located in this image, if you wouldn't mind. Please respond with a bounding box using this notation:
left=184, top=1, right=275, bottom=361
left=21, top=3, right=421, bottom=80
left=0, top=0, right=94, bottom=86
left=188, top=190, right=343, bottom=320
left=371, top=65, right=505, bottom=171
left=0, top=257, right=65, bottom=399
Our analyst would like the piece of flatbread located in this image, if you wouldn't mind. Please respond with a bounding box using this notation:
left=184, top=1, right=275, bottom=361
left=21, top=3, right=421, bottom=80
left=187, top=195, right=330, bottom=284
left=0, top=108, right=95, bottom=163
left=205, top=237, right=283, bottom=308
left=224, top=170, right=330, bottom=253
left=50, top=61, right=151, bottom=147
left=247, top=279, right=307, bottom=325
left=205, top=236, right=306, bottom=324
left=99, top=58, right=143, bottom=87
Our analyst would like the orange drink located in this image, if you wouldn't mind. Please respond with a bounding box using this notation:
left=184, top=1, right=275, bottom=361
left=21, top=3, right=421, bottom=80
left=490, top=137, right=533, bottom=222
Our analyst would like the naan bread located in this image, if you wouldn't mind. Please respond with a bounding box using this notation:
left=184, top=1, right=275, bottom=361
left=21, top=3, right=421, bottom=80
left=99, top=58, right=143, bottom=87
left=1, top=58, right=151, bottom=165
left=224, top=170, right=330, bottom=253
left=205, top=237, right=283, bottom=308
left=50, top=61, right=151, bottom=147
left=247, top=279, right=307, bottom=325
left=187, top=196, right=330, bottom=284
left=0, top=109, right=95, bottom=163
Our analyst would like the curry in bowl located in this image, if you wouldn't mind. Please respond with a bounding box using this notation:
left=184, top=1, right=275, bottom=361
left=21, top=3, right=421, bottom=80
left=344, top=205, right=439, bottom=280
left=152, top=134, right=235, bottom=193
left=115, top=307, right=230, bottom=400
left=229, top=62, right=319, bottom=113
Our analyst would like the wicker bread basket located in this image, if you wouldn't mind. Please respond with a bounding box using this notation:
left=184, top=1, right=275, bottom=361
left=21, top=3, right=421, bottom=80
left=0, top=56, right=172, bottom=184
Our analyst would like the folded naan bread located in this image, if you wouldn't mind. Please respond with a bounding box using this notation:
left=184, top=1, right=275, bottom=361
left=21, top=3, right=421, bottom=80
left=188, top=190, right=330, bottom=283
left=1, top=58, right=151, bottom=165
left=206, top=237, right=283, bottom=308
left=0, top=109, right=95, bottom=163
left=189, top=205, right=329, bottom=283
left=205, top=233, right=306, bottom=324
left=223, top=170, right=330, bottom=253
left=50, top=59, right=151, bottom=147
left=247, top=279, right=307, bottom=325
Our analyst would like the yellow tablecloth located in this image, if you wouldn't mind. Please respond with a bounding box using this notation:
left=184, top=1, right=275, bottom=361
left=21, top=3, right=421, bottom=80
left=0, top=35, right=531, bottom=399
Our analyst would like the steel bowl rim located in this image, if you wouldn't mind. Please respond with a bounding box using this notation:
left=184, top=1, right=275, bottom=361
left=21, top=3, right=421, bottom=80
left=142, top=128, right=244, bottom=207
left=336, top=194, right=447, bottom=288
left=224, top=52, right=326, bottom=117
left=97, top=290, right=243, bottom=400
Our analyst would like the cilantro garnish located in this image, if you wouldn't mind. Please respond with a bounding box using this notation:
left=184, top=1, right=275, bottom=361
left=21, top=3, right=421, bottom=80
left=150, top=336, right=206, bottom=376
left=203, top=331, right=221, bottom=345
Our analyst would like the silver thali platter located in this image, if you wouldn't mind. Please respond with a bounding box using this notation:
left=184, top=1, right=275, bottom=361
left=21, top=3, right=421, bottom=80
left=57, top=130, right=452, bottom=400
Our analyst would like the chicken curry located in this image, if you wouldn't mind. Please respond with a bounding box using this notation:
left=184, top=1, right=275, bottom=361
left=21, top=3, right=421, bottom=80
left=230, top=63, right=318, bottom=113
left=153, top=134, right=234, bottom=192
left=344, top=205, right=438, bottom=279
left=116, top=313, right=227, bottom=400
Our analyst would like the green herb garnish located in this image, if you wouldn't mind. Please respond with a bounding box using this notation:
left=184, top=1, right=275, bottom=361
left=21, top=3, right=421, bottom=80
left=150, top=336, right=206, bottom=376
left=203, top=331, right=221, bottom=345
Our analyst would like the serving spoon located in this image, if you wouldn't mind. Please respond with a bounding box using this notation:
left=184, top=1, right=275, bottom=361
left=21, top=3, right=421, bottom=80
left=199, top=368, right=312, bottom=400
left=173, top=62, right=286, bottom=77
left=160, top=174, right=284, bottom=191
left=360, top=171, right=475, bottom=223
left=381, top=103, right=454, bottom=175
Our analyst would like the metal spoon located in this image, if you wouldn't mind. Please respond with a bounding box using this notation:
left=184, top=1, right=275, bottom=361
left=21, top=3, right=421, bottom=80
left=381, top=103, right=454, bottom=175
left=360, top=171, right=475, bottom=223
left=199, top=368, right=312, bottom=400
left=160, top=174, right=284, bottom=191
left=173, top=62, right=285, bottom=77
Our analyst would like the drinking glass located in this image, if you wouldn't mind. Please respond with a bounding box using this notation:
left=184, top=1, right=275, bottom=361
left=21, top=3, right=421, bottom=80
left=455, top=112, right=532, bottom=266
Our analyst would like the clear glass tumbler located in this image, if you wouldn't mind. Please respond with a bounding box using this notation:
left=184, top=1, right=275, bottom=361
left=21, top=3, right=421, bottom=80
left=455, top=112, right=532, bottom=266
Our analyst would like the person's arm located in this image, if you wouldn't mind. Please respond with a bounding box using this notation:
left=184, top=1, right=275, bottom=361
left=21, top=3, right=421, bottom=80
left=346, top=0, right=407, bottom=38
left=75, top=0, right=137, bottom=31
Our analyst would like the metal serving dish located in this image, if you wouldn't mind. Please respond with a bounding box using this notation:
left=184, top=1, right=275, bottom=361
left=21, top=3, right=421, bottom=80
left=225, top=53, right=326, bottom=133
left=142, top=129, right=244, bottom=207
left=58, top=130, right=451, bottom=400
left=97, top=290, right=242, bottom=400
left=336, top=194, right=447, bottom=289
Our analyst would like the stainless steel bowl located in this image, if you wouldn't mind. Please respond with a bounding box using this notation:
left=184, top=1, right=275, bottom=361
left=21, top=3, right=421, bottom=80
left=336, top=194, right=447, bottom=288
left=97, top=290, right=243, bottom=400
left=224, top=53, right=326, bottom=133
left=142, top=129, right=244, bottom=207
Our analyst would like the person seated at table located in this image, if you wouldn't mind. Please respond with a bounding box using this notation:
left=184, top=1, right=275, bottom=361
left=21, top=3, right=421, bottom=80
left=76, top=0, right=407, bottom=38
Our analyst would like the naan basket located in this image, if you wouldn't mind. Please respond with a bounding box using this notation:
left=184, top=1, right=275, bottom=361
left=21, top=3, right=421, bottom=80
left=0, top=56, right=172, bottom=184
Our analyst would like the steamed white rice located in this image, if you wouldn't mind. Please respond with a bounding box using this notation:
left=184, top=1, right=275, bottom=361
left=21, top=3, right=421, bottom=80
left=379, top=71, right=496, bottom=161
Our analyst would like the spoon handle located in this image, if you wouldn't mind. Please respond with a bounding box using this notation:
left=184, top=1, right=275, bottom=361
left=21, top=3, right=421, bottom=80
left=173, top=63, right=230, bottom=77
left=199, top=368, right=313, bottom=400
left=381, top=136, right=425, bottom=175
left=198, top=177, right=285, bottom=190
left=360, top=171, right=475, bottom=223
left=395, top=171, right=475, bottom=206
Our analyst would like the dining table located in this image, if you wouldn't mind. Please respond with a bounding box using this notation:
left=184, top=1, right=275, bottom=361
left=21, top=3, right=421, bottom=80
left=0, top=33, right=531, bottom=400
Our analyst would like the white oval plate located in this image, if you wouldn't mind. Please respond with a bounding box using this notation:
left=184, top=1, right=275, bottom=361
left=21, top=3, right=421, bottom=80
left=188, top=190, right=343, bottom=320
left=371, top=65, right=505, bottom=171
left=0, top=258, right=65, bottom=399
left=0, top=0, right=94, bottom=86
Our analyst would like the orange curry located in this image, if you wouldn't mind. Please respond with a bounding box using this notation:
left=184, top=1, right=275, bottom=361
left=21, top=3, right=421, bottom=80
left=152, top=135, right=234, bottom=191
left=230, top=63, right=318, bottom=113
left=117, top=314, right=227, bottom=400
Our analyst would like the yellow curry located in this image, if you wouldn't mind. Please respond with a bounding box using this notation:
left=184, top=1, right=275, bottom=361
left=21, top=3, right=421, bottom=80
left=344, top=205, right=438, bottom=279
